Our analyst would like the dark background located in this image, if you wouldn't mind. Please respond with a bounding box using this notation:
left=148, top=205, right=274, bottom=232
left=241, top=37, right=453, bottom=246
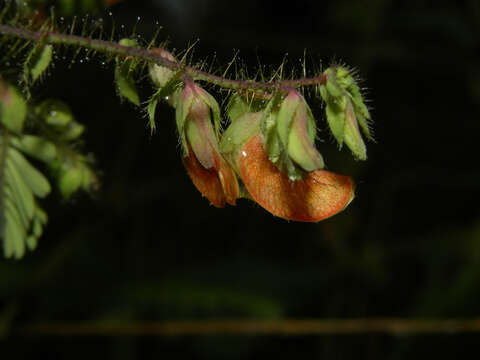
left=2, top=0, right=480, bottom=358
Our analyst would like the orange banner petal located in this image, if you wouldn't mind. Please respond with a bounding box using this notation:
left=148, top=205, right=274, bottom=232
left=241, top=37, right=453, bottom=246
left=239, top=134, right=355, bottom=222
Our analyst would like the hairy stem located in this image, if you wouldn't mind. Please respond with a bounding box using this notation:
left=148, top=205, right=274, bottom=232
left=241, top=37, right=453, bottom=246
left=0, top=25, right=326, bottom=94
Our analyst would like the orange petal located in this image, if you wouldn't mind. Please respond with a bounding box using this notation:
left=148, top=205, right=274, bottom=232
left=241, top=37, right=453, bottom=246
left=183, top=150, right=226, bottom=208
left=239, top=134, right=355, bottom=222
left=183, top=143, right=239, bottom=208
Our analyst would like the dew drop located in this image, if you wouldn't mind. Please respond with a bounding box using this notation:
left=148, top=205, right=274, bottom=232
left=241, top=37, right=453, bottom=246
left=164, top=96, right=169, bottom=100
left=241, top=151, right=247, bottom=158
left=50, top=110, right=57, bottom=116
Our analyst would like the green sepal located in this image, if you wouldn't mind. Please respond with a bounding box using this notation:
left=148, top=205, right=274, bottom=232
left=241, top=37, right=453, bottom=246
left=276, top=94, right=298, bottom=149
left=325, top=77, right=344, bottom=99
left=286, top=101, right=324, bottom=172
left=227, top=94, right=250, bottom=122
left=281, top=152, right=304, bottom=181
left=220, top=112, right=262, bottom=155
left=175, top=86, right=193, bottom=156
left=0, top=83, right=27, bottom=134
left=195, top=88, right=221, bottom=138
left=259, top=93, right=283, bottom=163
left=347, top=82, right=373, bottom=141
left=324, top=94, right=347, bottom=147
left=262, top=112, right=282, bottom=164
left=343, top=100, right=367, bottom=160
left=220, top=111, right=262, bottom=174
left=335, top=67, right=355, bottom=88
left=227, top=93, right=265, bottom=122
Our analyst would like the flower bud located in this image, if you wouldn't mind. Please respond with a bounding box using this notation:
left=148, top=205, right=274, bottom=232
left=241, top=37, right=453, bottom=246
left=177, top=82, right=239, bottom=207
left=320, top=66, right=372, bottom=160
left=276, top=90, right=324, bottom=172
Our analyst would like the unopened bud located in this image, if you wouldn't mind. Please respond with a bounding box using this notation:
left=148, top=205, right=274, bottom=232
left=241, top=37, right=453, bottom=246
left=177, top=82, right=239, bottom=207
left=320, top=66, right=372, bottom=159
left=277, top=90, right=324, bottom=172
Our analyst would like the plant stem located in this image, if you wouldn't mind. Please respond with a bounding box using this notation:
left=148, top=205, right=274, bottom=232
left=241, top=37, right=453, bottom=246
left=18, top=318, right=480, bottom=336
left=0, top=25, right=326, bottom=95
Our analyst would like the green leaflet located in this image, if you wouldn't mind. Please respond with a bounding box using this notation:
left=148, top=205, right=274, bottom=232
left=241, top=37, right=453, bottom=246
left=10, top=135, right=57, bottom=164
left=5, top=161, right=34, bottom=224
left=0, top=83, right=27, bottom=134
left=8, top=147, right=51, bottom=198
left=0, top=136, right=49, bottom=259
left=4, top=197, right=26, bottom=259
left=24, top=44, right=53, bottom=83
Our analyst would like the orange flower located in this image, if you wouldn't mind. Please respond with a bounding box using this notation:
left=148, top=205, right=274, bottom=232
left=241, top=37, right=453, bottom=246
left=238, top=134, right=355, bottom=222
left=177, top=82, right=239, bottom=207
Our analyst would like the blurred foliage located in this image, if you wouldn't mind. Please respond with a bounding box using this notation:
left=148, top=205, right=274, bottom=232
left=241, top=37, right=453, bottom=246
left=1, top=0, right=480, bottom=359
